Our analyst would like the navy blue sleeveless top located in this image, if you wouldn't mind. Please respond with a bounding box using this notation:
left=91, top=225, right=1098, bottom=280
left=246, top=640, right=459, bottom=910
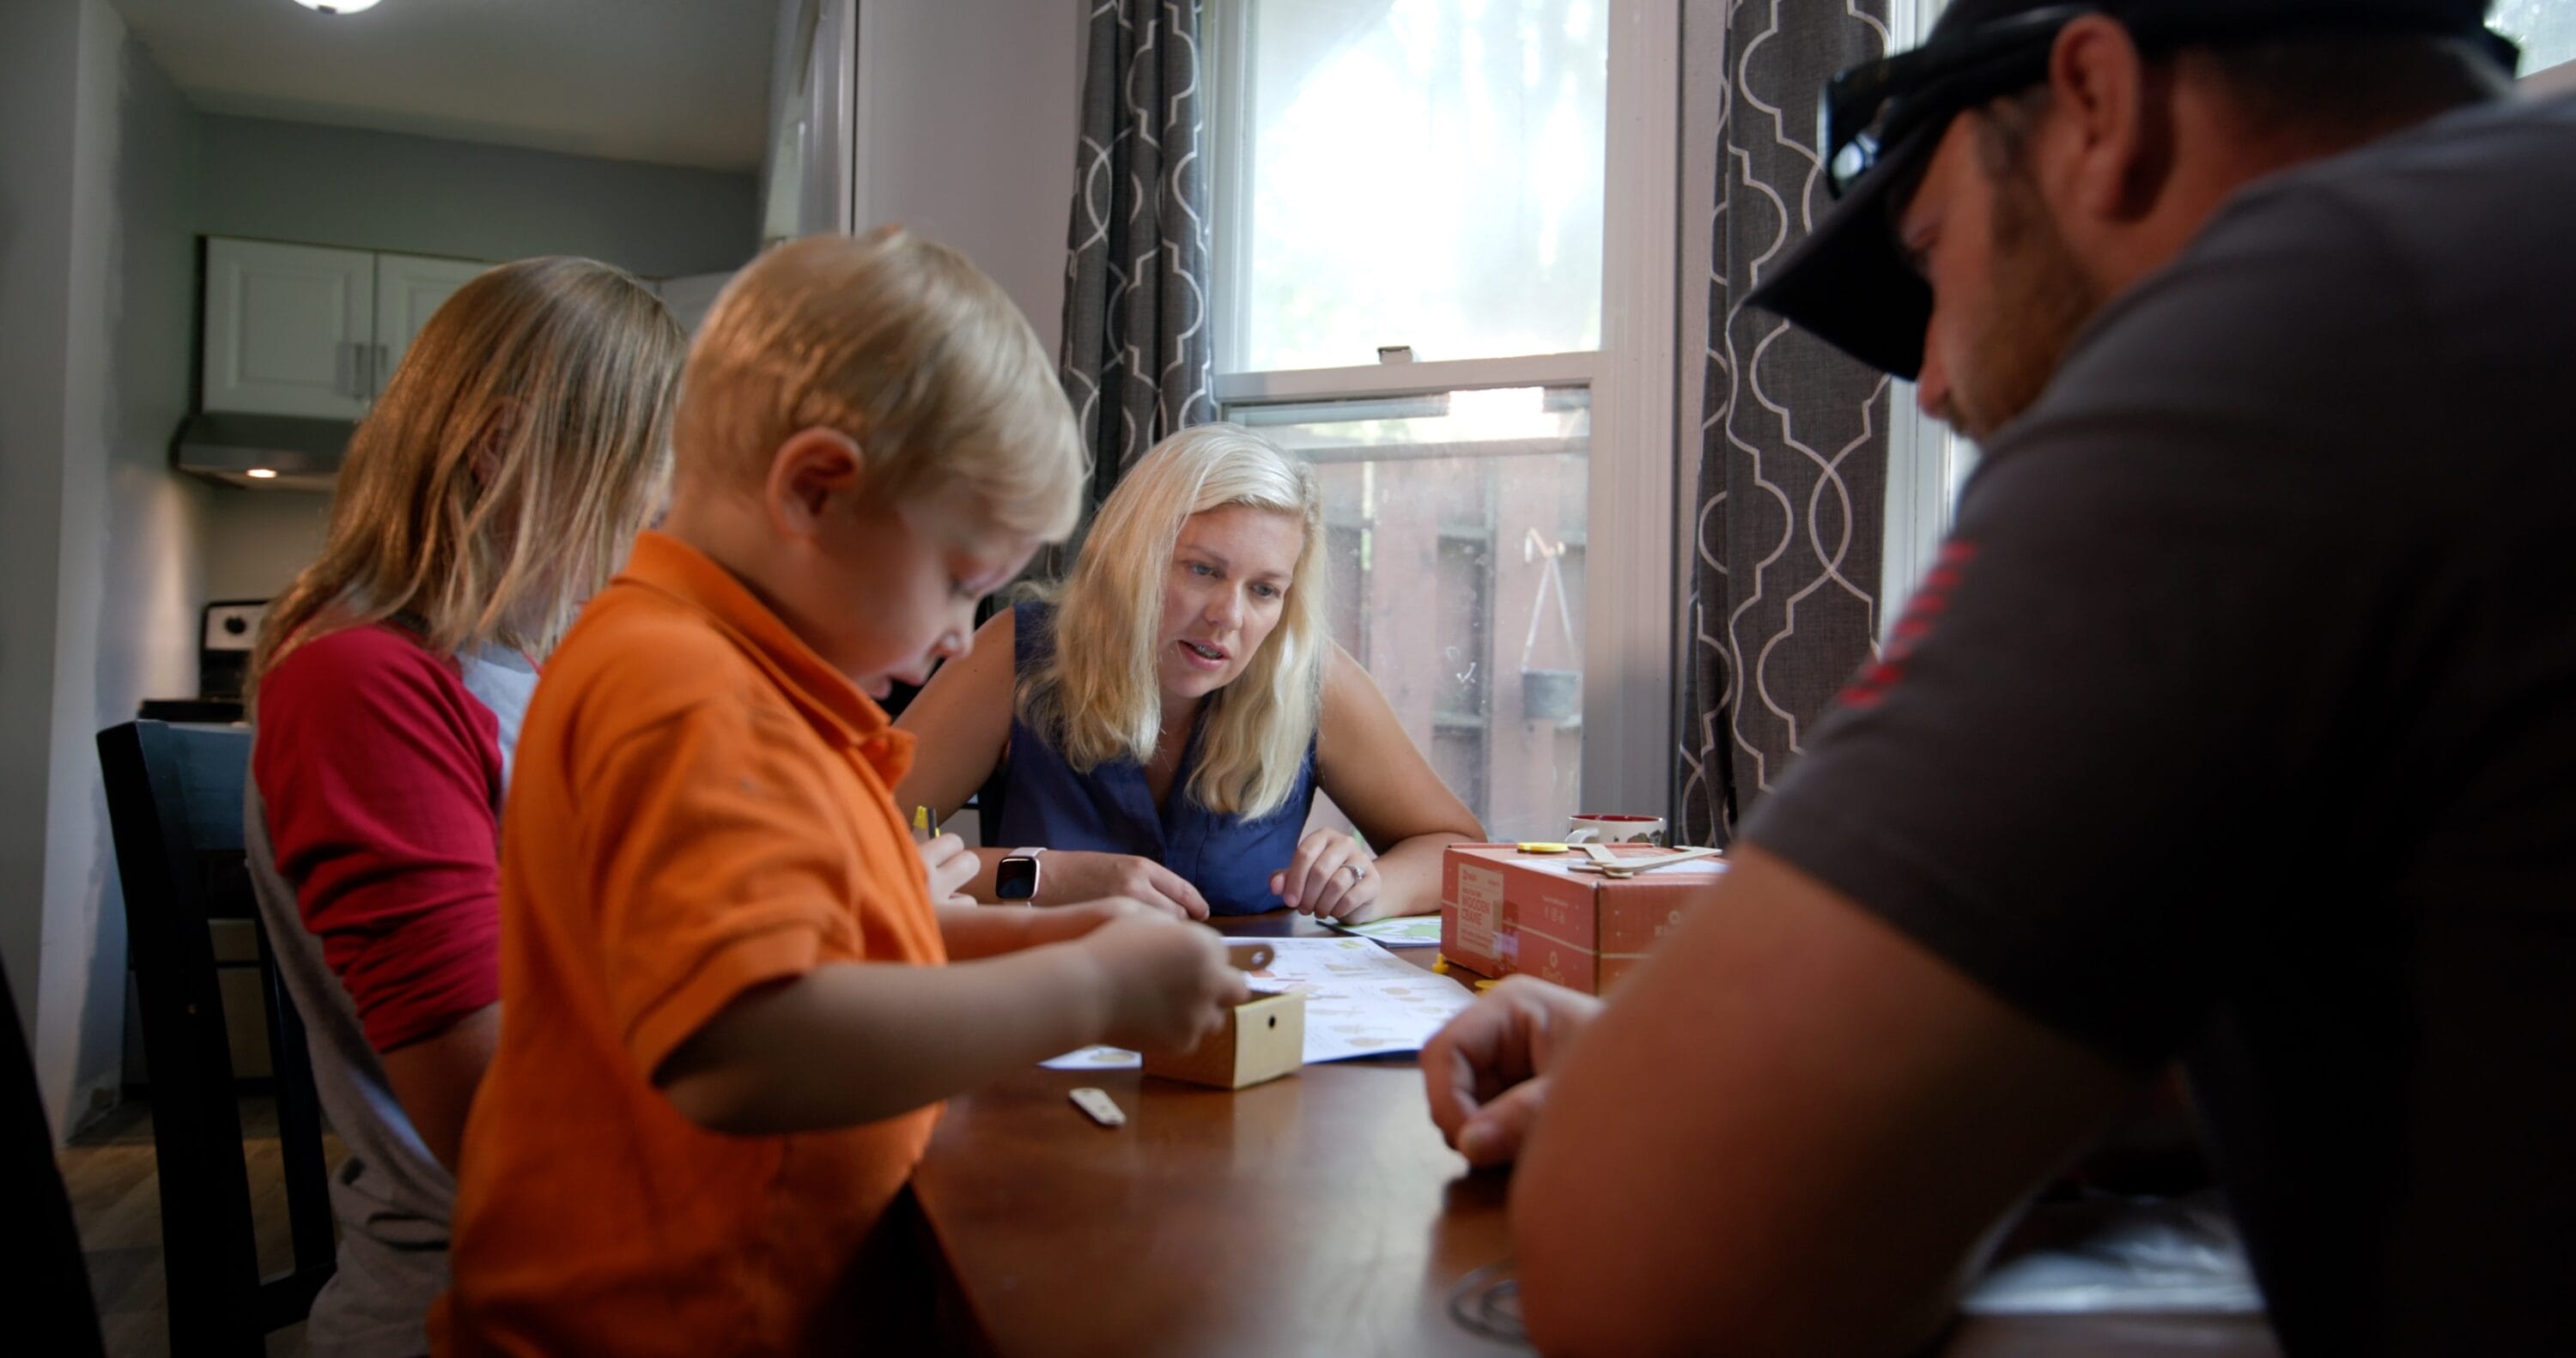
left=997, top=601, right=1317, bottom=916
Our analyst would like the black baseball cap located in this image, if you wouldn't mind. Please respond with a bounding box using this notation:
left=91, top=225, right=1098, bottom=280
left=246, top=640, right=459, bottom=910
left=1745, top=0, right=2514, bottom=379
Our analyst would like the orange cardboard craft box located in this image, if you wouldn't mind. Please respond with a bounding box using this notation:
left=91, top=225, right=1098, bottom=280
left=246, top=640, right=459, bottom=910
left=1438, top=844, right=1728, bottom=995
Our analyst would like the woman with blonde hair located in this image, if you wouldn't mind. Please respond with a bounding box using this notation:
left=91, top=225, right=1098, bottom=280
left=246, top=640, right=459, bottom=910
left=243, top=256, right=683, bottom=1356
left=897, top=422, right=1483, bottom=921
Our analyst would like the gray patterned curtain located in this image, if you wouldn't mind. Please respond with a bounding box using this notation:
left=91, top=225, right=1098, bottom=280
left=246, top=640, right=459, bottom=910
left=1058, top=0, right=1217, bottom=555
left=1680, top=3, right=1896, bottom=846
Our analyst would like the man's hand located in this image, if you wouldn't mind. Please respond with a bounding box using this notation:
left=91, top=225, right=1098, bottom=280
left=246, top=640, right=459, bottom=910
left=1421, top=975, right=1604, bottom=1168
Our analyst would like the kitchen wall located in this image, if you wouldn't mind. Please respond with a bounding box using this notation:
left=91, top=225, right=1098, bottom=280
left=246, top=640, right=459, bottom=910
left=203, top=486, right=331, bottom=602
left=190, top=110, right=768, bottom=608
left=198, top=114, right=759, bottom=277
left=0, top=0, right=213, bottom=1136
left=0, top=0, right=88, bottom=1082
left=205, top=0, right=1091, bottom=610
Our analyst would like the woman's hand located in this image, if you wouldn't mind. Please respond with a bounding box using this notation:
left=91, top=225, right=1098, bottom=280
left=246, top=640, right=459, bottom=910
left=917, top=832, right=978, bottom=906
left=1039, top=851, right=1212, bottom=920
left=1270, top=828, right=1382, bottom=922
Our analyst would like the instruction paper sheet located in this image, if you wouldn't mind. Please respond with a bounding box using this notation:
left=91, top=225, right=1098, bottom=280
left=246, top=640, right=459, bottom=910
left=1042, top=936, right=1475, bottom=1069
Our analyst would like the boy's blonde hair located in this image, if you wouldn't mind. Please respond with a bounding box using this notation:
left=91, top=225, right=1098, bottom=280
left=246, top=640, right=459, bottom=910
left=1022, top=423, right=1329, bottom=820
left=673, top=227, right=1084, bottom=540
left=252, top=256, right=683, bottom=694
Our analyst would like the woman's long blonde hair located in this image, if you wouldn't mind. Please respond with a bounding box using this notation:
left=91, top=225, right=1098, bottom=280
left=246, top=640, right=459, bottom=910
left=249, top=256, right=683, bottom=695
left=1022, top=424, right=1329, bottom=819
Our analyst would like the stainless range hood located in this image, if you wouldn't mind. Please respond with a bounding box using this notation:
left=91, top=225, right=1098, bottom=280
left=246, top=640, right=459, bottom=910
left=173, top=411, right=353, bottom=490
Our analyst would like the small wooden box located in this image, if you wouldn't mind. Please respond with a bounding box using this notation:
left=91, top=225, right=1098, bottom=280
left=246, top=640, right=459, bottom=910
left=1140, top=989, right=1306, bottom=1089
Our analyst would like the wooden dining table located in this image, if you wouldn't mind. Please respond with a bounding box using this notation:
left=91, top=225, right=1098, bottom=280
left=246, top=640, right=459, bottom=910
left=907, top=910, right=2282, bottom=1357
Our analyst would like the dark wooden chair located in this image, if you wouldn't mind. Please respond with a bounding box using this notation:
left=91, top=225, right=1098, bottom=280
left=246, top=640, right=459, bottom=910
left=98, top=719, right=334, bottom=1357
left=4, top=956, right=109, bottom=1358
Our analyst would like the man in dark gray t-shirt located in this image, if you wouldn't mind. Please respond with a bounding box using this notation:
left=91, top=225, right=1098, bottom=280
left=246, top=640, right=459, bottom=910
left=1419, top=3, right=2573, bottom=1355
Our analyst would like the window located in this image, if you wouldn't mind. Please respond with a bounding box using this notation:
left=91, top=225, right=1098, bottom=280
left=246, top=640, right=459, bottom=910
left=2496, top=0, right=2576, bottom=74
left=2504, top=0, right=2576, bottom=94
left=1222, top=0, right=1607, bottom=371
left=1238, top=387, right=1589, bottom=837
left=1212, top=0, right=1675, bottom=841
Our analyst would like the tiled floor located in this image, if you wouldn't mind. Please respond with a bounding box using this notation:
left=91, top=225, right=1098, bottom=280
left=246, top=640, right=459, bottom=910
left=59, top=1096, right=331, bottom=1357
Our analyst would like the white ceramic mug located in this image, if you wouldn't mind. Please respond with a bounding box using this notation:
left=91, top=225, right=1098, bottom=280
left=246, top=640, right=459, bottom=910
left=1566, top=813, right=1666, bottom=846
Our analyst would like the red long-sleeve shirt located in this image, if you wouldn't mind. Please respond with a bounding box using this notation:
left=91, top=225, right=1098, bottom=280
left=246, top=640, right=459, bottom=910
left=253, top=624, right=505, bottom=1052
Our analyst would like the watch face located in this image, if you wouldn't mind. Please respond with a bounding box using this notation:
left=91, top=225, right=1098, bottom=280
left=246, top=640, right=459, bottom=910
left=995, top=855, right=1040, bottom=901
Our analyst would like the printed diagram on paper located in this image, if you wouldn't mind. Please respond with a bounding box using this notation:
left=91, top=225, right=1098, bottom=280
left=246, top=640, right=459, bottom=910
left=1250, top=937, right=1475, bottom=1061
left=1041, top=936, right=1474, bottom=1070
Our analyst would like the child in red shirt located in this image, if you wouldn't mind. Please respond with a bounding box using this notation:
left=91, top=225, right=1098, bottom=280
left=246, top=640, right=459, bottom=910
left=246, top=257, right=685, bottom=1355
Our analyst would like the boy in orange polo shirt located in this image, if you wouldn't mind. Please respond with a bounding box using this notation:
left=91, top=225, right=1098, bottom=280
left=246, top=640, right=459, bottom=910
left=436, top=230, right=1248, bottom=1356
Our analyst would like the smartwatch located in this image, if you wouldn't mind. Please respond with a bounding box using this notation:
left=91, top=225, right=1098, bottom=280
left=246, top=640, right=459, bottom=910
left=994, top=847, right=1046, bottom=902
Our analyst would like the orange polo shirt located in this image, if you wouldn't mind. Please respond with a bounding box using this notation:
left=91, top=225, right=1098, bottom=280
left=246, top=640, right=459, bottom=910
left=437, top=531, right=945, bottom=1357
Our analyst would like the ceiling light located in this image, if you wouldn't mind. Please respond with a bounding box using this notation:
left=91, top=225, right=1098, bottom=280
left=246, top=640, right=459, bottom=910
left=244, top=468, right=280, bottom=480
left=291, top=0, right=384, bottom=14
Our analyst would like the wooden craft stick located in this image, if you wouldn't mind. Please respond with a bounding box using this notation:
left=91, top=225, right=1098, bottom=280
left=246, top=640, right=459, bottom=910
left=1068, top=1087, right=1126, bottom=1128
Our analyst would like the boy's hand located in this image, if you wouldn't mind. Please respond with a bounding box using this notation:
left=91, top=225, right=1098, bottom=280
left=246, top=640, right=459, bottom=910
left=1421, top=976, right=1604, bottom=1169
left=918, top=832, right=977, bottom=906
left=1078, top=915, right=1249, bottom=1052
left=1041, top=851, right=1211, bottom=920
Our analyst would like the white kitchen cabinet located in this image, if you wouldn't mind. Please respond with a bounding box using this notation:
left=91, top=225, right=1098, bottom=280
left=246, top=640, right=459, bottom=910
left=201, top=239, right=378, bottom=419
left=374, top=253, right=492, bottom=388
left=201, top=239, right=489, bottom=419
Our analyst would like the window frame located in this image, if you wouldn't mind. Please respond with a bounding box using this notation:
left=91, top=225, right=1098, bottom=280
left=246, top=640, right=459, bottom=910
left=1206, top=0, right=1681, bottom=826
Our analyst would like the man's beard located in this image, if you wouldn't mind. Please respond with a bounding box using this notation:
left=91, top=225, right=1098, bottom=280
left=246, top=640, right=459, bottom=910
left=1945, top=167, right=2101, bottom=441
